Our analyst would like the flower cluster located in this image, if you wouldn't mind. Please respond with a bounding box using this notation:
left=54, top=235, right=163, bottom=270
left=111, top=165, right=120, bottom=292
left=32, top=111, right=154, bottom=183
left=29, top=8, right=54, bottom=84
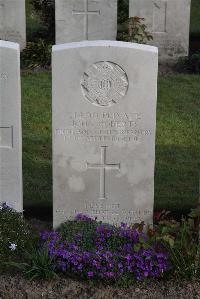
left=75, top=213, right=94, bottom=222
left=40, top=216, right=169, bottom=281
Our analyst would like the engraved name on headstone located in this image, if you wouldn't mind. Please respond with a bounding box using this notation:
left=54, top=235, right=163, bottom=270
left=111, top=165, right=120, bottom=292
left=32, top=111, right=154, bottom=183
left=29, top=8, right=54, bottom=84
left=0, top=40, right=22, bottom=211
left=0, top=0, right=26, bottom=50
left=55, top=0, right=117, bottom=44
left=129, top=0, right=191, bottom=61
left=53, top=41, right=158, bottom=228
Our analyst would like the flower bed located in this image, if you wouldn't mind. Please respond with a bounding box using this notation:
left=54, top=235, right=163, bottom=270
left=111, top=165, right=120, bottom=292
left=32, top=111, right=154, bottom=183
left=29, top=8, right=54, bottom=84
left=40, top=214, right=169, bottom=283
left=0, top=203, right=199, bottom=284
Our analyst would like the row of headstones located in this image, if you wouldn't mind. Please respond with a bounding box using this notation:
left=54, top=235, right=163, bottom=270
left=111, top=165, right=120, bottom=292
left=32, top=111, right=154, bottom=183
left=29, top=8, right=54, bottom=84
left=0, top=38, right=158, bottom=228
left=0, top=0, right=191, bottom=61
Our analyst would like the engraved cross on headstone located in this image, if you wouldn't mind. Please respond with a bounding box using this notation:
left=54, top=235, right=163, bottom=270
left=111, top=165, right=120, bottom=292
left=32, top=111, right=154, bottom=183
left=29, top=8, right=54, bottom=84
left=153, top=1, right=167, bottom=33
left=72, top=0, right=100, bottom=40
left=86, top=146, right=120, bottom=200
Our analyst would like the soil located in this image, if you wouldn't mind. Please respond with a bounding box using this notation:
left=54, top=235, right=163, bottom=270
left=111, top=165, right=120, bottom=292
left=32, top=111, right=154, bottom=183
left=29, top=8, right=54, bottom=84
left=0, top=273, right=199, bottom=299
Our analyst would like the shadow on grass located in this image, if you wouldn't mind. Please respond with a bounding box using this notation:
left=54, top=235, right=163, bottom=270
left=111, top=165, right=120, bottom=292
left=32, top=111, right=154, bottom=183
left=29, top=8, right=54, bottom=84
left=155, top=144, right=199, bottom=217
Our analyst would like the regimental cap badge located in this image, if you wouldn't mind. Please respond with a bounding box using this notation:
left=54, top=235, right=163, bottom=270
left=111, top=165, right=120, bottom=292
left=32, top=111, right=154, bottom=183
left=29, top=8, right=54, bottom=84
left=81, top=61, right=129, bottom=107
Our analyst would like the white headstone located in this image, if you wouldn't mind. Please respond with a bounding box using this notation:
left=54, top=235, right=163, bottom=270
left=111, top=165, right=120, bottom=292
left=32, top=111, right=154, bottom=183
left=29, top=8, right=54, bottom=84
left=129, top=0, right=191, bottom=61
left=55, top=0, right=118, bottom=44
left=0, top=0, right=26, bottom=50
left=0, top=40, right=22, bottom=212
left=53, top=40, right=158, bottom=228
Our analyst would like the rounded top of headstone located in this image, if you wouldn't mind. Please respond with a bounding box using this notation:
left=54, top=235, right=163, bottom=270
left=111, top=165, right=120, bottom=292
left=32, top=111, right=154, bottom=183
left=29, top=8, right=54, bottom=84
left=0, top=40, right=20, bottom=50
left=53, top=40, right=158, bottom=54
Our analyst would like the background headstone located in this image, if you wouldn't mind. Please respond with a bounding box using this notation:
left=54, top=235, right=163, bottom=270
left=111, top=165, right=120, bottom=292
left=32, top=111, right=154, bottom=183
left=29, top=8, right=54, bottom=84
left=53, top=40, right=158, bottom=228
left=56, top=0, right=118, bottom=44
left=129, top=0, right=191, bottom=61
left=0, top=0, right=26, bottom=50
left=0, top=40, right=23, bottom=212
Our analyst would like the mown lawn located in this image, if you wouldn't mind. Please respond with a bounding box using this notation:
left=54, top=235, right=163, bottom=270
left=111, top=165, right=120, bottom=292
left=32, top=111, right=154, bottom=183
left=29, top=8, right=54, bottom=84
left=156, top=75, right=200, bottom=213
left=22, top=72, right=52, bottom=210
left=21, top=72, right=200, bottom=214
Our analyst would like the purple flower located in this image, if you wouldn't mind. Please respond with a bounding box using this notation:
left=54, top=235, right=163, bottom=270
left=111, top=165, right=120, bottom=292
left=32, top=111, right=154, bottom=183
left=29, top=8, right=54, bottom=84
left=77, top=264, right=83, bottom=271
left=87, top=271, right=94, bottom=278
left=40, top=231, right=61, bottom=241
left=75, top=214, right=93, bottom=222
left=58, top=261, right=67, bottom=271
left=125, top=254, right=132, bottom=263
left=92, top=259, right=101, bottom=270
left=96, top=225, right=114, bottom=239
left=39, top=216, right=170, bottom=282
left=156, top=252, right=168, bottom=259
left=102, top=251, right=113, bottom=259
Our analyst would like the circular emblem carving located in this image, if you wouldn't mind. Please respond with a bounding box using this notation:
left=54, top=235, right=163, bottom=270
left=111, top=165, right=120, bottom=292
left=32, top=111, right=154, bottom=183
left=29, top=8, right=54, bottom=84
left=81, top=61, right=129, bottom=107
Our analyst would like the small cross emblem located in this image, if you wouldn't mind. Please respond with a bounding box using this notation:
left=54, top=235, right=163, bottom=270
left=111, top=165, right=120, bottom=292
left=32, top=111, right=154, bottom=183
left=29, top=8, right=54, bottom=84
left=86, top=146, right=120, bottom=200
left=72, top=0, right=100, bottom=40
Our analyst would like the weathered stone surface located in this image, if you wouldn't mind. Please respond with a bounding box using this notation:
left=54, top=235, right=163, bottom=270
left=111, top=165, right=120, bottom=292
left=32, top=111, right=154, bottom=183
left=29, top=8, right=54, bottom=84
left=52, top=40, right=158, bottom=228
left=129, top=0, right=191, bottom=61
left=55, top=0, right=117, bottom=44
left=0, top=40, right=22, bottom=212
left=0, top=0, right=26, bottom=50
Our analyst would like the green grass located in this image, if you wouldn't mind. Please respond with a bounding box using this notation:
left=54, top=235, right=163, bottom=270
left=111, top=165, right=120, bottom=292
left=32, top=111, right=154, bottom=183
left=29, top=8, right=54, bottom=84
left=190, top=0, right=200, bottom=35
left=22, top=72, right=52, bottom=208
left=22, top=72, right=200, bottom=214
left=156, top=75, right=200, bottom=213
left=26, top=0, right=45, bottom=42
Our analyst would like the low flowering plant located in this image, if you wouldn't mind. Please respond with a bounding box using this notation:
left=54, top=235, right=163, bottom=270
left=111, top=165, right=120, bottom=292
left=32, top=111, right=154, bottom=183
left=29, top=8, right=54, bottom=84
left=40, top=215, right=170, bottom=283
left=154, top=209, right=200, bottom=279
left=0, top=202, right=31, bottom=267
